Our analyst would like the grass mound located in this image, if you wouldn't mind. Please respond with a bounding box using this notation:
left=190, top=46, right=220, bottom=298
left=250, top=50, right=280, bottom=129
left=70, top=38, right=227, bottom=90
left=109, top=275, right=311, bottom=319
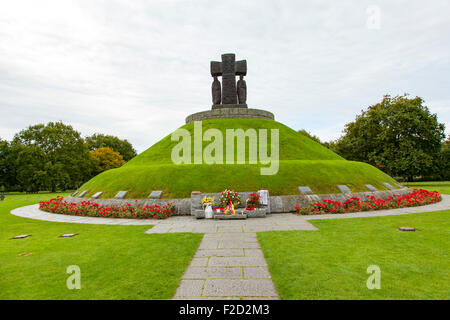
left=79, top=118, right=399, bottom=199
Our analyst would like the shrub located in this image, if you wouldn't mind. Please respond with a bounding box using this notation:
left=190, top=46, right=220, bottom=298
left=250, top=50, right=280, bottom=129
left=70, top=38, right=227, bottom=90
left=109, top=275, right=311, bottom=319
left=39, top=197, right=175, bottom=219
left=246, top=192, right=261, bottom=209
left=294, top=189, right=441, bottom=215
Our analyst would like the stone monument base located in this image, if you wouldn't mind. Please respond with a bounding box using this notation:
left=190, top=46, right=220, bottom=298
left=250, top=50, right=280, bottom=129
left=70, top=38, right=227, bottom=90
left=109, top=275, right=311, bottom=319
left=212, top=104, right=247, bottom=110
left=185, top=107, right=274, bottom=124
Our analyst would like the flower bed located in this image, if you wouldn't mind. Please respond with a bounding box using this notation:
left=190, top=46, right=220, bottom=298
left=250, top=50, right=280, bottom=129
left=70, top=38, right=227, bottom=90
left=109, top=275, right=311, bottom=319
left=294, top=189, right=441, bottom=215
left=39, top=196, right=175, bottom=219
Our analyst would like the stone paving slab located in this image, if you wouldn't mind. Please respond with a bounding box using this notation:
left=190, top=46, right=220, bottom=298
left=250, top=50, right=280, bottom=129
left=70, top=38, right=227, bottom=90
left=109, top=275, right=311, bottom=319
left=244, top=267, right=272, bottom=279
left=183, top=267, right=243, bottom=279
left=202, top=279, right=277, bottom=297
left=209, top=256, right=267, bottom=267
left=173, top=280, right=204, bottom=298
left=195, top=249, right=244, bottom=257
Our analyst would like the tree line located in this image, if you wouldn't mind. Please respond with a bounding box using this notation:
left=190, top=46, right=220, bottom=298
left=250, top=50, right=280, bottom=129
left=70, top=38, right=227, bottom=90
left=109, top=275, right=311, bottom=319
left=0, top=122, right=137, bottom=192
left=299, top=94, right=449, bottom=182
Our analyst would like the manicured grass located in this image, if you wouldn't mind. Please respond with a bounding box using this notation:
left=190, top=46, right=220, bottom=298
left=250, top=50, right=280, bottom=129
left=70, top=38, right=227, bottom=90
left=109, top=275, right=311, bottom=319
left=258, top=210, right=450, bottom=299
left=404, top=181, right=450, bottom=195
left=0, top=193, right=202, bottom=299
left=78, top=118, right=398, bottom=198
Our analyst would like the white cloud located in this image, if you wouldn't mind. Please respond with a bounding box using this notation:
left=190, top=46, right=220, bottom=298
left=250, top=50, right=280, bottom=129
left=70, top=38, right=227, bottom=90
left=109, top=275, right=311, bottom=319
left=0, top=0, right=449, bottom=152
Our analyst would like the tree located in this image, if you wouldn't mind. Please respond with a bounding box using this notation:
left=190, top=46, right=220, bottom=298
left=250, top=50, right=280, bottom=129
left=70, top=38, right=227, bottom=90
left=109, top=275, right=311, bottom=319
left=332, top=94, right=445, bottom=181
left=90, top=147, right=126, bottom=174
left=85, top=134, right=137, bottom=161
left=12, top=122, right=94, bottom=191
left=432, top=136, right=450, bottom=180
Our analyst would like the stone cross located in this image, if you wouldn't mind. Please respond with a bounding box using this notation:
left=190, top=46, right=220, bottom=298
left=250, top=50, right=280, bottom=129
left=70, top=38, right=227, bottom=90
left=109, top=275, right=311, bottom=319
left=211, top=53, right=247, bottom=105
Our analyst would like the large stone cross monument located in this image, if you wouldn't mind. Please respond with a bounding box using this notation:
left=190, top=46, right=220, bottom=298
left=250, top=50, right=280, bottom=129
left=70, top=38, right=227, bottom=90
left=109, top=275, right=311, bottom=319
left=185, top=53, right=274, bottom=123
left=210, top=53, right=247, bottom=109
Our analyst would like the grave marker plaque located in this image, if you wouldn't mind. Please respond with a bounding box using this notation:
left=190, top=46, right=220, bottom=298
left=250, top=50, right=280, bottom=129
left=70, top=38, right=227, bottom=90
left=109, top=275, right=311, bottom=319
left=91, top=192, right=102, bottom=199
left=383, top=182, right=396, bottom=190
left=78, top=190, right=88, bottom=198
left=365, top=184, right=378, bottom=192
left=149, top=190, right=163, bottom=199
left=337, top=185, right=352, bottom=194
left=114, top=191, right=128, bottom=199
left=298, top=186, right=314, bottom=195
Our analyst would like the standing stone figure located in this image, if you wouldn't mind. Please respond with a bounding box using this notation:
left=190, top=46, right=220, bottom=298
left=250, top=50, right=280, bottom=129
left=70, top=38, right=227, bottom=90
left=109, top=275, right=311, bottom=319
left=212, top=76, right=221, bottom=105
left=237, top=75, right=247, bottom=105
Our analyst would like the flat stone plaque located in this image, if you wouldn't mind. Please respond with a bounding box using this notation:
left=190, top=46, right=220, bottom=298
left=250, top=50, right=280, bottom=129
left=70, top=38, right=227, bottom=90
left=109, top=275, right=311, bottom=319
left=59, top=233, right=78, bottom=238
left=71, top=191, right=79, bottom=197
left=383, top=183, right=396, bottom=190
left=394, top=182, right=403, bottom=188
left=365, top=184, right=377, bottom=192
left=298, top=186, right=314, bottom=195
left=114, top=191, right=128, bottom=199
left=398, top=227, right=419, bottom=232
left=91, top=192, right=102, bottom=199
left=149, top=190, right=163, bottom=199
left=78, top=190, right=88, bottom=198
left=10, top=234, right=31, bottom=240
left=337, top=185, right=352, bottom=194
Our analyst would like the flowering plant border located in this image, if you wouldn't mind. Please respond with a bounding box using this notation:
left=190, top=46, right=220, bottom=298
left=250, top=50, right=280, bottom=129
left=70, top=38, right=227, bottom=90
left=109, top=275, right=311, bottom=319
left=39, top=197, right=175, bottom=219
left=294, top=189, right=441, bottom=215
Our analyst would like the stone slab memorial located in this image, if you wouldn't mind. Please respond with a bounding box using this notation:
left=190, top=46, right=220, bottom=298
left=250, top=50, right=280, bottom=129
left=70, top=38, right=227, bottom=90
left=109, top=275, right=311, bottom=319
left=114, top=191, right=128, bottom=199
left=298, top=186, right=314, bottom=195
left=78, top=190, right=88, bottom=198
left=383, top=182, right=396, bottom=190
left=68, top=53, right=410, bottom=216
left=337, top=185, right=352, bottom=194
left=91, top=192, right=102, bottom=199
left=149, top=190, right=163, bottom=199
left=365, top=184, right=378, bottom=192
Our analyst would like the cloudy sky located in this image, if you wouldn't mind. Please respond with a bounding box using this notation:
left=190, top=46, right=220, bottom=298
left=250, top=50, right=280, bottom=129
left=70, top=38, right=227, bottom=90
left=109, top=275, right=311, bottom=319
left=0, top=0, right=449, bottom=153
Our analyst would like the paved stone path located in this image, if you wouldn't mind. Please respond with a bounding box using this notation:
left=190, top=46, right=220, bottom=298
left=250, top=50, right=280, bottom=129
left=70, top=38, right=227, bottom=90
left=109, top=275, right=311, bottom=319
left=11, top=204, right=159, bottom=225
left=173, top=232, right=279, bottom=300
left=10, top=195, right=450, bottom=300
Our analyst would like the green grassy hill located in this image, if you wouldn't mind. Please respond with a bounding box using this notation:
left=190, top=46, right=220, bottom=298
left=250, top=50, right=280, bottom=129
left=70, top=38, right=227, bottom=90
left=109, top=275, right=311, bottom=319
left=78, top=118, right=398, bottom=199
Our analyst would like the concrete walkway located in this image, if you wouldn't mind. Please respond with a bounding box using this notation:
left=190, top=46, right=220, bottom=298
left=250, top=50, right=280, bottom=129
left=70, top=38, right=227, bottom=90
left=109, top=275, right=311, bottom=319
left=173, top=232, right=279, bottom=300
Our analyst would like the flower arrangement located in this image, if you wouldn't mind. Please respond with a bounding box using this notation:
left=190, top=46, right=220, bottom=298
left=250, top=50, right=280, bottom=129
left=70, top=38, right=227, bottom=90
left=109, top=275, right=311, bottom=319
left=246, top=192, right=261, bottom=210
left=294, top=189, right=441, bottom=215
left=220, top=189, right=241, bottom=208
left=39, top=197, right=175, bottom=219
left=201, top=196, right=215, bottom=209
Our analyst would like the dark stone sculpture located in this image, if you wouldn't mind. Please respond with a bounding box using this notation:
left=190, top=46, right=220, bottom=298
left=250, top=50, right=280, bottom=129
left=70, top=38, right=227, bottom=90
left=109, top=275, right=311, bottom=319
left=210, top=53, right=247, bottom=108
left=237, top=75, right=247, bottom=104
left=211, top=76, right=221, bottom=105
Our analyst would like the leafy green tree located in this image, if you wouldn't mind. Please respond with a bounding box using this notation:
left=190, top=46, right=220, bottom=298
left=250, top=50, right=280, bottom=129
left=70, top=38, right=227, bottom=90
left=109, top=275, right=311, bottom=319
left=12, top=122, right=94, bottom=191
left=85, top=134, right=137, bottom=161
left=332, top=94, right=445, bottom=181
left=90, top=147, right=126, bottom=174
left=432, top=136, right=450, bottom=180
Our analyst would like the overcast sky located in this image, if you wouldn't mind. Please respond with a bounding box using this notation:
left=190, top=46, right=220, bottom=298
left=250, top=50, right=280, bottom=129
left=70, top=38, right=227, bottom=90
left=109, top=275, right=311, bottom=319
left=0, top=0, right=449, bottom=153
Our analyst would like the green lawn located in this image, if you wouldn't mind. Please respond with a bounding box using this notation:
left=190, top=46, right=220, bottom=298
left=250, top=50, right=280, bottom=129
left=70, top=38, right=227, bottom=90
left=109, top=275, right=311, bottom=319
left=0, top=193, right=202, bottom=299
left=258, top=210, right=450, bottom=299
left=404, top=181, right=450, bottom=195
